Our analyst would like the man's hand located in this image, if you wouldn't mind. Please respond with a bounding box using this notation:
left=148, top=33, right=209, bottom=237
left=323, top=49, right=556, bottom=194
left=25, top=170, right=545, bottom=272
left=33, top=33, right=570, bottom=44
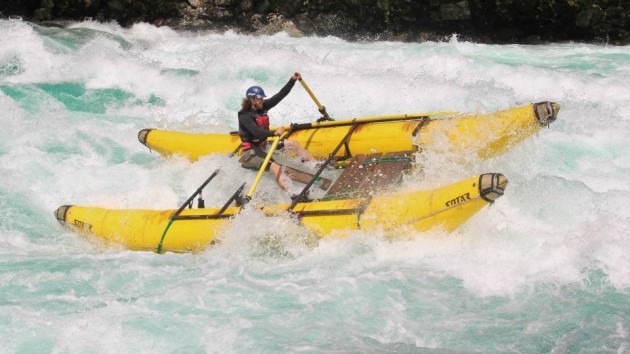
left=292, top=72, right=302, bottom=81
left=274, top=127, right=285, bottom=136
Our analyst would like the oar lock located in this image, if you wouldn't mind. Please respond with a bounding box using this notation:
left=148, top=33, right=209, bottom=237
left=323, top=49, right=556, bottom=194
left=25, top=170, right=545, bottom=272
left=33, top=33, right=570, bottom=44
left=188, top=191, right=205, bottom=209
left=197, top=192, right=205, bottom=208
left=316, top=106, right=335, bottom=122
left=317, top=115, right=335, bottom=123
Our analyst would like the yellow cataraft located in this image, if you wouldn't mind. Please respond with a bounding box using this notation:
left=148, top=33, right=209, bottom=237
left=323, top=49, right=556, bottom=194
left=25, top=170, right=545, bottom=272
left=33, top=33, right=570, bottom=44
left=138, top=101, right=559, bottom=162
left=56, top=133, right=508, bottom=253
left=54, top=172, right=508, bottom=253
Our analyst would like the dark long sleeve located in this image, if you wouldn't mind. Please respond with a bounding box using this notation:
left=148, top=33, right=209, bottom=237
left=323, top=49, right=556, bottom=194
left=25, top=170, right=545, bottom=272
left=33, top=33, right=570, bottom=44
left=263, top=79, right=296, bottom=110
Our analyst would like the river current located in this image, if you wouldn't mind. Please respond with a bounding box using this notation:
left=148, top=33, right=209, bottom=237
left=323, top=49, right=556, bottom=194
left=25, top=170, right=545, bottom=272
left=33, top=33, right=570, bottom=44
left=0, top=19, right=629, bottom=352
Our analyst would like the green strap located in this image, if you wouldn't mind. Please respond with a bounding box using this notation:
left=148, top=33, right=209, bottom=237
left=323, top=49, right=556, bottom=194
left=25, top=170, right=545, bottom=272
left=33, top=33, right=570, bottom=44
left=363, top=156, right=413, bottom=164
left=156, top=217, right=176, bottom=254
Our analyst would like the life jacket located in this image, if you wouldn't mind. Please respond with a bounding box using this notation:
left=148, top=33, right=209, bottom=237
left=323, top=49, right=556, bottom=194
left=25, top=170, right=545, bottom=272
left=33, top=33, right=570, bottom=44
left=241, top=113, right=270, bottom=150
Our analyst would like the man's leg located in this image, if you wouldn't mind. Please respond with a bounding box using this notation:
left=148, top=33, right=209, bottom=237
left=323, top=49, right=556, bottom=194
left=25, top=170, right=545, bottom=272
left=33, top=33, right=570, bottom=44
left=269, top=162, right=289, bottom=191
left=283, top=139, right=316, bottom=162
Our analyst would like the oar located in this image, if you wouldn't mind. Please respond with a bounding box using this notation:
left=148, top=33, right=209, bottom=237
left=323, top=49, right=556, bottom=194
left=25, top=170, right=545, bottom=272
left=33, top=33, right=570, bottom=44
left=240, top=136, right=282, bottom=208
left=298, top=77, right=333, bottom=122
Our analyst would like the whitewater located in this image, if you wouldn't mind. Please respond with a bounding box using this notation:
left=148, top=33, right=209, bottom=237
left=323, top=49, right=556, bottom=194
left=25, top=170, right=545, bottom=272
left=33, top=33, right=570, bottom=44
left=0, top=18, right=628, bottom=352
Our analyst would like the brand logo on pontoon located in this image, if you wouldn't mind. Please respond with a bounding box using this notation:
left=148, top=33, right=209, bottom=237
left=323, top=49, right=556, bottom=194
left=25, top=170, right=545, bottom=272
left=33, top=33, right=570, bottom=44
left=74, top=220, right=92, bottom=231
left=446, top=193, right=470, bottom=207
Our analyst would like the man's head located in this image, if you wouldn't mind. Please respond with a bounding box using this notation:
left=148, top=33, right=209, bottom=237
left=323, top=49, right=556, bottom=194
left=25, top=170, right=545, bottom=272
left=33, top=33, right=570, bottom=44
left=246, top=86, right=266, bottom=110
left=246, top=86, right=266, bottom=98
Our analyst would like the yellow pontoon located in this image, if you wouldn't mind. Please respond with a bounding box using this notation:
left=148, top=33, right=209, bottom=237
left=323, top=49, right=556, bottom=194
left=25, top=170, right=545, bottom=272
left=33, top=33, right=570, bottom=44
left=55, top=173, right=508, bottom=253
left=138, top=102, right=559, bottom=162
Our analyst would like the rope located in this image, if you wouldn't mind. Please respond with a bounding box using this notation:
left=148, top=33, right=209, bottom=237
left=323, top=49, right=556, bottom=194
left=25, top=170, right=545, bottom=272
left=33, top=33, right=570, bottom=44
left=362, top=155, right=413, bottom=164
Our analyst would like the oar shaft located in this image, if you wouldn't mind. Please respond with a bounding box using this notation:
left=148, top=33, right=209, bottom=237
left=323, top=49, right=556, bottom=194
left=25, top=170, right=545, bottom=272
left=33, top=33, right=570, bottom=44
left=245, top=136, right=281, bottom=199
left=298, top=79, right=323, bottom=111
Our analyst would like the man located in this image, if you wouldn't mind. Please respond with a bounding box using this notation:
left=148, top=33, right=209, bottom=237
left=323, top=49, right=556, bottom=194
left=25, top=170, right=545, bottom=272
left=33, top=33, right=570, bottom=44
left=238, top=72, right=331, bottom=194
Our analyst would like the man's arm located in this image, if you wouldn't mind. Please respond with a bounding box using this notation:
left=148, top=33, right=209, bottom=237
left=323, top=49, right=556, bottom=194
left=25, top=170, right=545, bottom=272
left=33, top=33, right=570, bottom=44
left=264, top=78, right=296, bottom=110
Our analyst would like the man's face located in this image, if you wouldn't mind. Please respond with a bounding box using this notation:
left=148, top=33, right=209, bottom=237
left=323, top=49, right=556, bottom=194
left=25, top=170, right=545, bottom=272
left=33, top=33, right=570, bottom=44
left=252, top=97, right=264, bottom=110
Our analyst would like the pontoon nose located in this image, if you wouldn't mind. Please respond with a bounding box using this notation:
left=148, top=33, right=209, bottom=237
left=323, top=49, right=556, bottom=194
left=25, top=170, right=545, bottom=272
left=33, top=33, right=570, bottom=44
left=54, top=205, right=72, bottom=225
left=138, top=128, right=153, bottom=147
left=534, top=101, right=560, bottom=127
left=479, top=173, right=508, bottom=203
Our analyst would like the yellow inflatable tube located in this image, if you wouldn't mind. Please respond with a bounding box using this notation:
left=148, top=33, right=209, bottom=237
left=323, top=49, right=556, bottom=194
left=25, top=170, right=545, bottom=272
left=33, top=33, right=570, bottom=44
left=55, top=173, right=507, bottom=253
left=138, top=102, right=559, bottom=161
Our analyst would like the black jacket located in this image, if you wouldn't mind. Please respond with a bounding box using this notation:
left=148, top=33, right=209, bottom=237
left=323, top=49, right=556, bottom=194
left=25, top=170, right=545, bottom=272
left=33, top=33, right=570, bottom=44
left=238, top=79, right=296, bottom=144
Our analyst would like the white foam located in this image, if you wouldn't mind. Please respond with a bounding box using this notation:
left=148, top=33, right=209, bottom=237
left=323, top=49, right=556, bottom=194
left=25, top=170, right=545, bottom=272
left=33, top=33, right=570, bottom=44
left=1, top=19, right=630, bottom=297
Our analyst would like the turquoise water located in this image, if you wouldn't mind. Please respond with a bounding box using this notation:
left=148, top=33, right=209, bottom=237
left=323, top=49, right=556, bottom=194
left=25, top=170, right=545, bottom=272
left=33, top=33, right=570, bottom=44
left=1, top=19, right=629, bottom=352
